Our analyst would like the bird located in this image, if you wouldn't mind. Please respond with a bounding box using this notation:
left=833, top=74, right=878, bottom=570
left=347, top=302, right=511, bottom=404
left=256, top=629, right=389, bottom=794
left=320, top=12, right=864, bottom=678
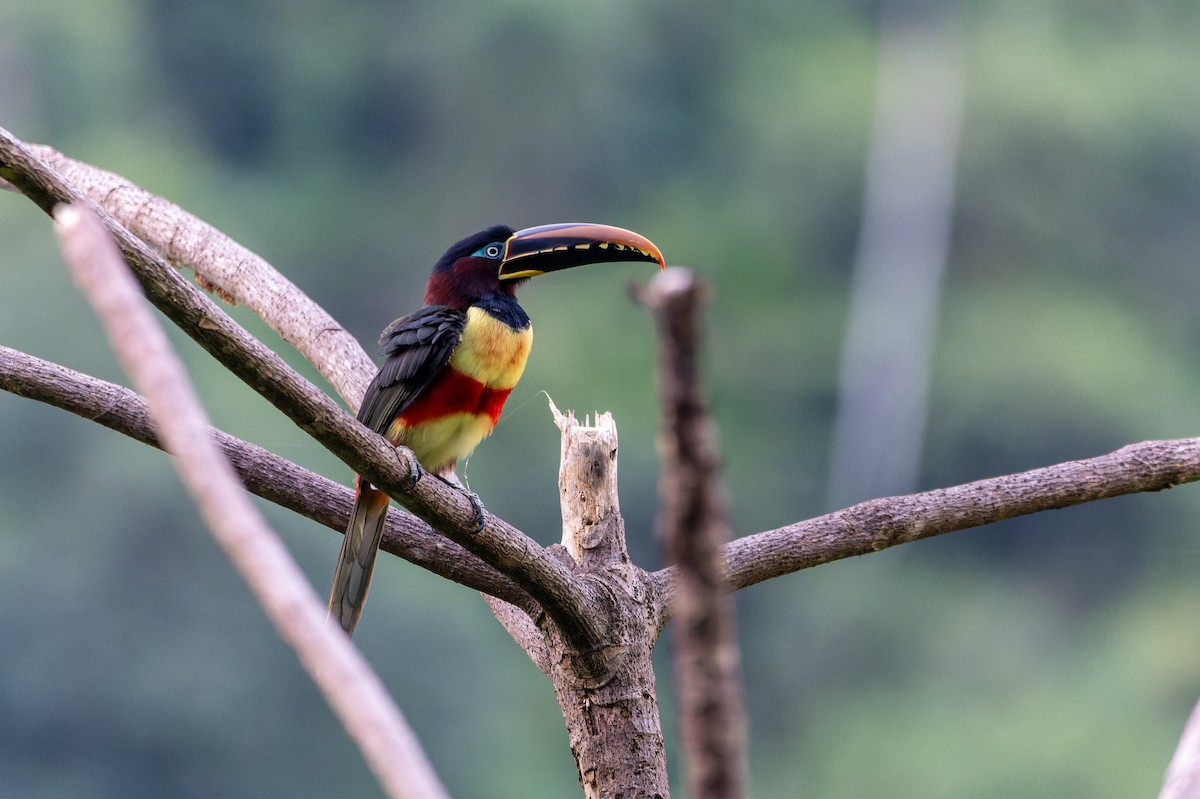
left=328, top=222, right=665, bottom=635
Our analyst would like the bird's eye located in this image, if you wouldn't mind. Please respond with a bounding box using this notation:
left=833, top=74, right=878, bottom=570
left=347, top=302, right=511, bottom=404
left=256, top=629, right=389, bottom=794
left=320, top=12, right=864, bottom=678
left=473, top=243, right=504, bottom=259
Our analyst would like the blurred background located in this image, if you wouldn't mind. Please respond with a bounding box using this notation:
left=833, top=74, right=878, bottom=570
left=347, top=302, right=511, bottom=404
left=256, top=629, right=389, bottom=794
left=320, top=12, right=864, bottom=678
left=2, top=0, right=1199, bottom=796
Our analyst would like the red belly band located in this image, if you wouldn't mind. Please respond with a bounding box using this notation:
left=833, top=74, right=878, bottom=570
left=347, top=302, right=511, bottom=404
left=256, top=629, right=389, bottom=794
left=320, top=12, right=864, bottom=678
left=397, top=367, right=513, bottom=427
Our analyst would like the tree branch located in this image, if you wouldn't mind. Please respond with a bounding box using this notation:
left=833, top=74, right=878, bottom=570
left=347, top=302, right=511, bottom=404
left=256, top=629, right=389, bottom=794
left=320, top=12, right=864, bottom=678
left=0, top=345, right=540, bottom=615
left=0, top=127, right=605, bottom=653
left=55, top=203, right=449, bottom=799
left=14, top=141, right=374, bottom=407
left=647, top=437, right=1200, bottom=623
left=636, top=268, right=746, bottom=799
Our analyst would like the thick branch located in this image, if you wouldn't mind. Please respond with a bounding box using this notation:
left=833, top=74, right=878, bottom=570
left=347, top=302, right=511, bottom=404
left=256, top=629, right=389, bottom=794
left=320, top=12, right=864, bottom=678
left=16, top=142, right=373, bottom=406
left=636, top=268, right=746, bottom=799
left=56, top=204, right=449, bottom=799
left=0, top=128, right=604, bottom=652
left=647, top=437, right=1200, bottom=625
left=0, top=345, right=539, bottom=615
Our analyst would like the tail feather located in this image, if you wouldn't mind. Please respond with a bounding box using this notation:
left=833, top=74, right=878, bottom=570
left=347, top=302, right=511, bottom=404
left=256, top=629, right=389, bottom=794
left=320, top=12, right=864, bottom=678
left=328, top=481, right=391, bottom=636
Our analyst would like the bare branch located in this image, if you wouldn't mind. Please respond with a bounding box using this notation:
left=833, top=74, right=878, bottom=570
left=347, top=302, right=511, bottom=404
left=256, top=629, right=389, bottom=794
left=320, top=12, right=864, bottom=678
left=636, top=268, right=746, bottom=799
left=0, top=345, right=539, bottom=614
left=20, top=141, right=373, bottom=407
left=647, top=438, right=1200, bottom=618
left=1161, top=692, right=1200, bottom=799
left=1, top=127, right=605, bottom=653
left=54, top=203, right=449, bottom=799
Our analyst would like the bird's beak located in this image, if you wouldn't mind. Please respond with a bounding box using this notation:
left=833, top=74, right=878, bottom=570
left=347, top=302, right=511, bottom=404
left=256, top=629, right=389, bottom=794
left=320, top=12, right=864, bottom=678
left=498, top=223, right=666, bottom=281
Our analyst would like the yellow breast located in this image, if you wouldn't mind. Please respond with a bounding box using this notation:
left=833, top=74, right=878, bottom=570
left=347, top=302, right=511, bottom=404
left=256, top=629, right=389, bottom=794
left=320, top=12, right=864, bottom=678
left=449, top=306, right=533, bottom=389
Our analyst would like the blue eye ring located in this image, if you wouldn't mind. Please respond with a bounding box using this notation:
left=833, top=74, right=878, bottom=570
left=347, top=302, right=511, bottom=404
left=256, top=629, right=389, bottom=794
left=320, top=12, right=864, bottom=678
left=473, top=242, right=504, bottom=259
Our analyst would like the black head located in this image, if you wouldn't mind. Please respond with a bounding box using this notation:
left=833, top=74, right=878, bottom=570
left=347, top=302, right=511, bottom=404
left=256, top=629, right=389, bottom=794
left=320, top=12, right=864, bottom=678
left=424, top=225, right=517, bottom=307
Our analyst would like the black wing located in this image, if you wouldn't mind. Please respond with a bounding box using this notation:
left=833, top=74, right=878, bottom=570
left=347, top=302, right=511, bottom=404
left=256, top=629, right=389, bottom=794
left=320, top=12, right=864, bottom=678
left=356, top=305, right=467, bottom=437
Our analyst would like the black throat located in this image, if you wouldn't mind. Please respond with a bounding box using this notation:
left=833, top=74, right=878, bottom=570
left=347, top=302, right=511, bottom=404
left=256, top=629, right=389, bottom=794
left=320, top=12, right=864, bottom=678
left=472, top=292, right=531, bottom=330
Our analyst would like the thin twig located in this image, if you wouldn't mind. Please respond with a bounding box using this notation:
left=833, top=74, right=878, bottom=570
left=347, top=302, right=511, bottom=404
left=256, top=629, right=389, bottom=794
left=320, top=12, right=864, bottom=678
left=636, top=267, right=746, bottom=799
left=54, top=203, right=449, bottom=799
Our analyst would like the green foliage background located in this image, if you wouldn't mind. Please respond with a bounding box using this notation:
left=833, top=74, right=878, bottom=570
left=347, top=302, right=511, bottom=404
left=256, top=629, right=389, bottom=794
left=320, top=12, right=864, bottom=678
left=2, top=1, right=1198, bottom=796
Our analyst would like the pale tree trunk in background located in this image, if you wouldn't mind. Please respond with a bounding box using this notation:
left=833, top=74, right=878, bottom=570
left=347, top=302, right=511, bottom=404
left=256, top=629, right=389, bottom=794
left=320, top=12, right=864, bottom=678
left=828, top=1, right=966, bottom=508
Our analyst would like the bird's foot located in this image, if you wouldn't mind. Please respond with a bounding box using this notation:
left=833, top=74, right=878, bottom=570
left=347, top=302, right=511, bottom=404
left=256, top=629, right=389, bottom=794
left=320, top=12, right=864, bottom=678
left=434, top=473, right=488, bottom=534
left=461, top=489, right=488, bottom=534
left=405, top=453, right=425, bottom=489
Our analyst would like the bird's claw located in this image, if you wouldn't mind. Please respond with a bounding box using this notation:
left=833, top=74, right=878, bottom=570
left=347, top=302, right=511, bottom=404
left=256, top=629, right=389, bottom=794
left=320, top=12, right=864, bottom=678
left=432, top=472, right=487, bottom=534
left=406, top=453, right=425, bottom=488
left=462, top=489, right=487, bottom=534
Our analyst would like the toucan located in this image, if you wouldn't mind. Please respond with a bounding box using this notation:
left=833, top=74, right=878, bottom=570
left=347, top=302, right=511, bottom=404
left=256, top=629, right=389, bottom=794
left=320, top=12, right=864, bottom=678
left=328, top=222, right=665, bottom=635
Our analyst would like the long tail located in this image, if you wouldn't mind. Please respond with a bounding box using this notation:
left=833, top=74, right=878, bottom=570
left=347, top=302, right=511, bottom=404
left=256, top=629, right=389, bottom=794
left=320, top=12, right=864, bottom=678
left=327, top=479, right=391, bottom=636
